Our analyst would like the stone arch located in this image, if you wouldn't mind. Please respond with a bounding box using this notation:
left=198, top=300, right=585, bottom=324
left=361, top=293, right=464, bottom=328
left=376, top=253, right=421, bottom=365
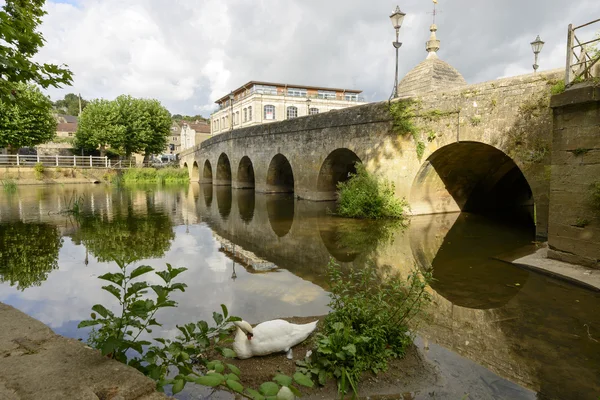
left=216, top=153, right=232, bottom=186
left=237, top=189, right=255, bottom=224
left=267, top=194, right=295, bottom=237
left=191, top=162, right=199, bottom=182
left=266, top=154, right=294, bottom=193
left=237, top=156, right=255, bottom=189
left=409, top=141, right=535, bottom=229
left=202, top=160, right=213, bottom=184
left=317, top=148, right=361, bottom=198
left=216, top=186, right=232, bottom=219
left=202, top=182, right=213, bottom=208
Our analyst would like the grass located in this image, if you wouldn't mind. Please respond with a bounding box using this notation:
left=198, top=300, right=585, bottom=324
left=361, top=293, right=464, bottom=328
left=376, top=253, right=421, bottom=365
left=550, top=80, right=566, bottom=95
left=34, top=163, right=44, bottom=180
left=1, top=179, right=17, bottom=193
left=121, top=167, right=189, bottom=184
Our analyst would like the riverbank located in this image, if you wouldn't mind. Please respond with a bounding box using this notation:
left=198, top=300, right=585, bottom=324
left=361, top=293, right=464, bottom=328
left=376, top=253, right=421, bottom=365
left=0, top=302, right=167, bottom=400
left=0, top=166, right=113, bottom=185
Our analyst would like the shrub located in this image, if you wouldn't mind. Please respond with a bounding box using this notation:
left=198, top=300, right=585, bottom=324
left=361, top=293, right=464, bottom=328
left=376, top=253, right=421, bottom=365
left=1, top=179, right=17, bottom=193
left=33, top=162, right=44, bottom=180
left=336, top=163, right=408, bottom=219
left=551, top=80, right=566, bottom=95
left=296, top=260, right=431, bottom=398
left=121, top=167, right=189, bottom=184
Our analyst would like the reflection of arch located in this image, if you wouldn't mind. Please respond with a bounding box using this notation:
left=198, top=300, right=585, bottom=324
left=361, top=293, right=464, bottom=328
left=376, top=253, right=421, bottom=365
left=191, top=162, right=199, bottom=182
left=409, top=212, right=532, bottom=310
left=202, top=183, right=213, bottom=208
left=410, top=142, right=534, bottom=216
left=266, top=154, right=294, bottom=193
left=216, top=186, right=232, bottom=219
left=216, top=153, right=232, bottom=186
left=267, top=194, right=295, bottom=237
left=183, top=162, right=188, bottom=176
left=237, top=156, right=255, bottom=189
left=237, top=189, right=255, bottom=224
left=202, top=160, right=213, bottom=184
left=317, top=148, right=361, bottom=195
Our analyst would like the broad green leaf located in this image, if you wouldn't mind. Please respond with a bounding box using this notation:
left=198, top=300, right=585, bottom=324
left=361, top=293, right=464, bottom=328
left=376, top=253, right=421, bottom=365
left=101, top=337, right=123, bottom=356
left=77, top=319, right=101, bottom=328
left=226, top=379, right=244, bottom=393
left=91, top=304, right=112, bottom=319
left=245, top=388, right=265, bottom=400
left=171, top=282, right=187, bottom=292
left=293, top=372, right=314, bottom=388
left=125, top=282, right=149, bottom=300
left=225, top=373, right=240, bottom=382
left=289, top=385, right=302, bottom=397
left=130, top=265, right=154, bottom=279
left=259, top=382, right=279, bottom=396
left=272, top=374, right=292, bottom=387
left=226, top=363, right=241, bottom=376
left=214, top=362, right=225, bottom=373
left=213, top=312, right=224, bottom=326
left=197, top=320, right=209, bottom=333
left=196, top=373, right=224, bottom=387
left=156, top=270, right=170, bottom=284
left=221, top=348, right=237, bottom=358
left=101, top=285, right=121, bottom=300
left=169, top=266, right=187, bottom=280
left=220, top=304, right=228, bottom=319
left=98, top=272, right=124, bottom=285
left=172, top=378, right=185, bottom=394
left=342, top=343, right=356, bottom=356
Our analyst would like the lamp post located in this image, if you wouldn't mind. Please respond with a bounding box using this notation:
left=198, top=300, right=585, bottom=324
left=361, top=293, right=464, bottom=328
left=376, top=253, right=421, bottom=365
left=531, top=35, right=545, bottom=74
left=306, top=97, right=311, bottom=115
left=389, top=5, right=406, bottom=100
left=229, top=92, right=234, bottom=130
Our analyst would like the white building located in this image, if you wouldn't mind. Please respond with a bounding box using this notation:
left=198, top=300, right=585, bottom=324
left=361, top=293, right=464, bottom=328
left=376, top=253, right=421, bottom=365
left=210, top=81, right=365, bottom=134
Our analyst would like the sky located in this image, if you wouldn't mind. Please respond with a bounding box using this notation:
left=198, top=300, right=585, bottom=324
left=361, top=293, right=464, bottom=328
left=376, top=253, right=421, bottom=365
left=34, top=0, right=600, bottom=116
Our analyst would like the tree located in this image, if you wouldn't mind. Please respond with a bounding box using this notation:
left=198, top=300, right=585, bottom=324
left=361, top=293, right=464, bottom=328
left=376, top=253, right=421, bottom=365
left=0, top=0, right=72, bottom=101
left=0, top=82, right=56, bottom=152
left=76, top=95, right=171, bottom=157
left=54, top=93, right=88, bottom=116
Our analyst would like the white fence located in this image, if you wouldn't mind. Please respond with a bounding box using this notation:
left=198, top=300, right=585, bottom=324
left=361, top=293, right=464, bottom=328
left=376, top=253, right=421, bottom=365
left=0, top=155, right=137, bottom=169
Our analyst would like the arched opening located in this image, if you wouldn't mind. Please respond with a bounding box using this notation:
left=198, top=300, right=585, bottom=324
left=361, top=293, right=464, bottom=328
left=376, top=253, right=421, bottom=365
left=317, top=149, right=361, bottom=198
left=202, top=182, right=213, bottom=208
left=202, top=160, right=213, bottom=184
left=237, top=189, right=255, bottom=224
left=216, top=186, right=232, bottom=220
left=267, top=194, right=295, bottom=237
left=191, top=162, right=199, bottom=182
left=410, top=142, right=535, bottom=223
left=266, top=154, right=294, bottom=193
left=237, top=156, right=255, bottom=189
left=216, top=153, right=232, bottom=186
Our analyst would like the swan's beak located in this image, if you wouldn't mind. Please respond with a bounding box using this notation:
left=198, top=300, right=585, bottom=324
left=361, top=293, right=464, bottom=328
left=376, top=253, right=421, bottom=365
left=246, top=333, right=253, bottom=341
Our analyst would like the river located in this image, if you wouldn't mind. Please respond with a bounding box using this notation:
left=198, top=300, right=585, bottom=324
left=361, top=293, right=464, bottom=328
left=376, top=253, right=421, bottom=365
left=0, top=184, right=598, bottom=399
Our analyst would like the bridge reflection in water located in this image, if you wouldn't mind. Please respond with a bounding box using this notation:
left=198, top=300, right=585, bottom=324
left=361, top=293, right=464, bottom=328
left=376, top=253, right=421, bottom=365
left=191, top=183, right=600, bottom=400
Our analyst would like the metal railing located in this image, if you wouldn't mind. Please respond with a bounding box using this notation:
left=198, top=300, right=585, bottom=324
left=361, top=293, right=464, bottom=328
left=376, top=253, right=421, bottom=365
left=218, top=92, right=366, bottom=110
left=565, top=18, right=600, bottom=86
left=0, top=155, right=136, bottom=168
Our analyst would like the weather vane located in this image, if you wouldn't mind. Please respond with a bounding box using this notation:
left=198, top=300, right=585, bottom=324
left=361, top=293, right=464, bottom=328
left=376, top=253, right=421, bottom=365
left=428, top=0, right=440, bottom=25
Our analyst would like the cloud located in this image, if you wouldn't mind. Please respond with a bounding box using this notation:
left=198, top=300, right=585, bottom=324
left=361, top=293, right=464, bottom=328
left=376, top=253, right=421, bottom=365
left=35, top=0, right=600, bottom=116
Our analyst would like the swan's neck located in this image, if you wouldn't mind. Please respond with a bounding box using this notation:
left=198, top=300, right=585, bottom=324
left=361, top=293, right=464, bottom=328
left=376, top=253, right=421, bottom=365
left=233, top=327, right=250, bottom=358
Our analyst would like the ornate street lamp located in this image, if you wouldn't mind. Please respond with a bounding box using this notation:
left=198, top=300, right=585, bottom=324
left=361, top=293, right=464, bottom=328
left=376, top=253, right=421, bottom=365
left=531, top=35, right=545, bottom=74
left=389, top=6, right=406, bottom=100
left=306, top=97, right=311, bottom=115
left=229, top=92, right=234, bottom=130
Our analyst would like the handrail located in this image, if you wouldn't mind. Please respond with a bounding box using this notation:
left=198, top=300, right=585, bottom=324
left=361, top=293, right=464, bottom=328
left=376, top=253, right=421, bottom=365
left=0, top=155, right=137, bottom=169
left=565, top=19, right=600, bottom=86
left=216, top=92, right=366, bottom=111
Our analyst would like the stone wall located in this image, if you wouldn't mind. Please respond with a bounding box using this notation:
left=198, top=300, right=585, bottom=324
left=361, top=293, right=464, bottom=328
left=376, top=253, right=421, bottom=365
left=548, top=84, right=600, bottom=268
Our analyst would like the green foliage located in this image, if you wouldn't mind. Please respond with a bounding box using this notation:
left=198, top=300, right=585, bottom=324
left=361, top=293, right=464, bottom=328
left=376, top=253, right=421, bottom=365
left=79, top=261, right=307, bottom=398
left=296, top=260, right=431, bottom=398
left=33, top=162, right=44, bottom=179
left=1, top=179, right=17, bottom=192
left=574, top=217, right=590, bottom=228
left=470, top=115, right=482, bottom=126
left=490, top=98, right=497, bottom=108
left=591, top=182, right=600, bottom=212
left=550, top=80, right=566, bottom=95
left=0, top=83, right=57, bottom=152
left=0, top=0, right=72, bottom=101
left=54, top=93, right=87, bottom=116
left=426, top=130, right=436, bottom=142
left=172, top=114, right=208, bottom=122
left=76, top=95, right=171, bottom=157
left=0, top=222, right=62, bottom=290
left=570, top=148, right=591, bottom=156
left=336, top=163, right=408, bottom=220
left=121, top=167, right=189, bottom=184
left=389, top=99, right=417, bottom=137
left=415, top=140, right=426, bottom=160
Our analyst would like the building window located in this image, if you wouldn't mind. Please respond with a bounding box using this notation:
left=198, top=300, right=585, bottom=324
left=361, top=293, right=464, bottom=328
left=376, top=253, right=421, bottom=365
left=287, top=88, right=307, bottom=97
left=248, top=106, right=253, bottom=121
left=68, top=132, right=73, bottom=137
left=243, top=108, right=247, bottom=122
left=345, top=94, right=358, bottom=101
left=318, top=90, right=336, bottom=99
left=236, top=111, right=240, bottom=125
left=264, top=105, right=275, bottom=120
left=309, top=107, right=319, bottom=115
left=287, top=106, right=298, bottom=119
left=253, top=84, right=277, bottom=95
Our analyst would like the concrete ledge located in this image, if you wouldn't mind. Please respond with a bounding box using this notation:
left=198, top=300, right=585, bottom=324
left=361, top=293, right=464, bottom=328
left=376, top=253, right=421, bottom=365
left=550, top=83, right=600, bottom=108
left=0, top=303, right=168, bottom=400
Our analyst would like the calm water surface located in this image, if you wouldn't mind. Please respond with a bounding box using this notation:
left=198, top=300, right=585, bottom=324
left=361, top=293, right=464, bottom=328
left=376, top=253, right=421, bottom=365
left=0, top=184, right=598, bottom=400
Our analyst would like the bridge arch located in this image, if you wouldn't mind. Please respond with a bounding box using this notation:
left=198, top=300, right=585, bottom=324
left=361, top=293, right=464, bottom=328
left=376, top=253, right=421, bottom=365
left=216, top=153, right=232, bottom=186
left=266, top=154, right=294, bottom=193
left=217, top=186, right=232, bottom=219
left=267, top=194, right=295, bottom=237
left=202, top=181, right=213, bottom=208
left=237, top=189, right=255, bottom=224
left=191, top=162, right=199, bottom=182
left=410, top=141, right=535, bottom=222
left=317, top=148, right=361, bottom=197
left=237, top=156, right=255, bottom=189
left=202, top=160, right=213, bottom=184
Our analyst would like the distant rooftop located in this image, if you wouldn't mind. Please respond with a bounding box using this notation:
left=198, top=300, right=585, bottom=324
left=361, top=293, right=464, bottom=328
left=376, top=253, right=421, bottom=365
left=215, top=81, right=363, bottom=104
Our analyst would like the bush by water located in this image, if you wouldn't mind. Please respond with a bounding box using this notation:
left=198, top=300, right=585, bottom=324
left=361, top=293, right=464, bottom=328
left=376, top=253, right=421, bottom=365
left=121, top=167, right=189, bottom=184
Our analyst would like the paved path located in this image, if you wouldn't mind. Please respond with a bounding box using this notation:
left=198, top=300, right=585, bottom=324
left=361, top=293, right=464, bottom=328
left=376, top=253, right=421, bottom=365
left=0, top=302, right=167, bottom=400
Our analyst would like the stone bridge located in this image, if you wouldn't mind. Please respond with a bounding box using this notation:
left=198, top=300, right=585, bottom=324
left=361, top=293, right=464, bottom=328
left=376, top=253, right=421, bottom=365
left=180, top=69, right=562, bottom=239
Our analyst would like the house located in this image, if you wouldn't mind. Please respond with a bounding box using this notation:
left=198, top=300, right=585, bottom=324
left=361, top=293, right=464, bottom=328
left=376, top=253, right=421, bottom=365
left=180, top=120, right=211, bottom=151
left=167, top=121, right=182, bottom=153
left=54, top=114, right=78, bottom=138
left=210, top=81, right=365, bottom=134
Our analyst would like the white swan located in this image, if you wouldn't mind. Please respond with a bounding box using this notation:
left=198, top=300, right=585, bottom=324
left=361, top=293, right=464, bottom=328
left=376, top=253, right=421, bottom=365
left=232, top=319, right=318, bottom=360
